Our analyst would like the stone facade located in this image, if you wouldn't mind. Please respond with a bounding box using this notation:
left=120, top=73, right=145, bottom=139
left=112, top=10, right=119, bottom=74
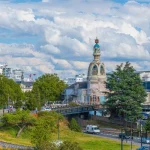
left=64, top=38, right=107, bottom=105
left=87, top=38, right=107, bottom=105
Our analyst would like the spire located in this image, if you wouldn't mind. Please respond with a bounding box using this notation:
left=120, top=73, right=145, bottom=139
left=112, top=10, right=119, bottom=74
left=94, top=38, right=100, bottom=48
left=95, top=38, right=99, bottom=44
left=93, top=38, right=100, bottom=61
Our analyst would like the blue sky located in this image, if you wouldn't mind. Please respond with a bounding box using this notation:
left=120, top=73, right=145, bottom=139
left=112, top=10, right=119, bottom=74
left=0, top=0, right=150, bottom=78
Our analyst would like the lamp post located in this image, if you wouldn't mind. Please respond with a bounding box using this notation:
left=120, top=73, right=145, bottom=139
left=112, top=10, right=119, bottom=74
left=140, top=121, right=143, bottom=147
left=130, top=121, right=133, bottom=150
left=121, top=128, right=123, bottom=150
left=57, top=117, right=60, bottom=140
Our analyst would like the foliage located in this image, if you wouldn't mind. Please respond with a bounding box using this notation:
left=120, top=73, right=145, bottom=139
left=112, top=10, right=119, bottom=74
left=105, top=62, right=147, bottom=120
left=58, top=141, right=83, bottom=150
left=0, top=119, right=138, bottom=150
left=0, top=75, right=24, bottom=109
left=68, top=102, right=80, bottom=107
left=24, top=74, right=67, bottom=110
left=31, top=111, right=64, bottom=149
left=69, top=118, right=81, bottom=132
left=24, top=91, right=37, bottom=111
left=144, top=117, right=150, bottom=131
left=2, top=109, right=36, bottom=137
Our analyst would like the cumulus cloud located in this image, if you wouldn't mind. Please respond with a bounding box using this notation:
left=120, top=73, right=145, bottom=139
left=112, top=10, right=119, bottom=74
left=0, top=0, right=150, bottom=79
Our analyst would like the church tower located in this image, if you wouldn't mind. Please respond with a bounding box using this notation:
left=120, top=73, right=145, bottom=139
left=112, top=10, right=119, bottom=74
left=87, top=38, right=106, bottom=105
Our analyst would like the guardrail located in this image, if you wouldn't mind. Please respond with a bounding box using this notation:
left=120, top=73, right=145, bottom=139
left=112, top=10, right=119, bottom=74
left=52, top=105, right=96, bottom=115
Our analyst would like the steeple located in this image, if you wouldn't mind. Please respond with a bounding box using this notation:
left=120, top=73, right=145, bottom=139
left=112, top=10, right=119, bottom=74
left=87, top=38, right=106, bottom=105
left=93, top=38, right=100, bottom=61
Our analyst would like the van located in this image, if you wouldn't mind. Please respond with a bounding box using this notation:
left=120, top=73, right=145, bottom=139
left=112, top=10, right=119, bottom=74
left=86, top=125, right=100, bottom=134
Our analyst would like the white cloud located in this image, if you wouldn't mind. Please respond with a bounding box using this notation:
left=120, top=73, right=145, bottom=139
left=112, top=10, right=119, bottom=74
left=0, top=0, right=150, bottom=79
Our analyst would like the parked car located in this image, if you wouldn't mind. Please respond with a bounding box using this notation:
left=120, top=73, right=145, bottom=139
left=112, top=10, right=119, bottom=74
left=119, top=133, right=130, bottom=139
left=41, top=107, right=51, bottom=111
left=141, top=137, right=150, bottom=144
left=136, top=146, right=149, bottom=150
left=86, top=125, right=100, bottom=134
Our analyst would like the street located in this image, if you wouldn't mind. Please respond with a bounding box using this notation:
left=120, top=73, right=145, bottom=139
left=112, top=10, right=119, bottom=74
left=84, top=129, right=150, bottom=148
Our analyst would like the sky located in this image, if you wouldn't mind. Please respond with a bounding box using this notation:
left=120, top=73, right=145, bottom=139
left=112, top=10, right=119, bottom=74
left=0, top=0, right=150, bottom=79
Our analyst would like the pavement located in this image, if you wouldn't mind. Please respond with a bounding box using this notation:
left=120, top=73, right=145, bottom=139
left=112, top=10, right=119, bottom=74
left=0, top=141, right=33, bottom=149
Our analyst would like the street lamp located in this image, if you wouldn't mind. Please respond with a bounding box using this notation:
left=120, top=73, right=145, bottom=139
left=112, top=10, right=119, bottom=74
left=140, top=121, right=143, bottom=147
left=130, top=121, right=133, bottom=150
left=121, top=128, right=124, bottom=150
left=57, top=118, right=60, bottom=140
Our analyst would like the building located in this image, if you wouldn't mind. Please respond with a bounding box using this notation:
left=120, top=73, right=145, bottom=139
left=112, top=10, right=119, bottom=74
left=2, top=65, right=23, bottom=82
left=19, top=81, right=34, bottom=92
left=136, top=71, right=150, bottom=105
left=64, top=38, right=107, bottom=105
left=64, top=74, right=87, bottom=86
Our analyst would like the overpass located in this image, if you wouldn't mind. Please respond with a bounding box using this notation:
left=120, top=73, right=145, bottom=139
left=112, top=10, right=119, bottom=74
left=51, top=105, right=104, bottom=116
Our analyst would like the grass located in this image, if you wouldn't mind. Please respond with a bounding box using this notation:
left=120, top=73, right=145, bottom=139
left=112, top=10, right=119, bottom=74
left=0, top=121, right=138, bottom=150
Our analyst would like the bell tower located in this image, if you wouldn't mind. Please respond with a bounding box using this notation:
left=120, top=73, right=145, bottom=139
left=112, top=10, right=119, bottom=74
left=87, top=38, right=106, bottom=105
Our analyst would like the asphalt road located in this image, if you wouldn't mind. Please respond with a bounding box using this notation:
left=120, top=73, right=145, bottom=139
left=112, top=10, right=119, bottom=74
left=84, top=131, right=150, bottom=148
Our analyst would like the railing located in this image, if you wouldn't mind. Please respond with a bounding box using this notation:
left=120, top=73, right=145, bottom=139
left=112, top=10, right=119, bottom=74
left=52, top=105, right=103, bottom=115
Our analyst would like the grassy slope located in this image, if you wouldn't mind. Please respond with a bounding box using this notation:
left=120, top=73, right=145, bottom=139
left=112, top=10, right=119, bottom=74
left=0, top=122, right=138, bottom=150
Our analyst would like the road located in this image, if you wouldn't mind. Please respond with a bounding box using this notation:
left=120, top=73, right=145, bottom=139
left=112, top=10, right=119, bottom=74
left=84, top=129, right=150, bottom=148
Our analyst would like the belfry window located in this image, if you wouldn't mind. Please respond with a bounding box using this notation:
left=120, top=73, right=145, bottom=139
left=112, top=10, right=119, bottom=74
left=92, top=65, right=98, bottom=75
left=100, top=65, right=105, bottom=75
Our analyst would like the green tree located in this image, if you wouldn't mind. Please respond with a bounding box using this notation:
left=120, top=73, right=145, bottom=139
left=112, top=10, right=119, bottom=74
left=58, top=141, right=83, bottom=150
left=105, top=62, right=147, bottom=120
left=2, top=109, right=36, bottom=137
left=24, top=91, right=37, bottom=110
left=32, top=111, right=64, bottom=150
left=69, top=118, right=81, bottom=132
left=144, top=117, right=150, bottom=131
left=31, top=74, right=67, bottom=108
left=0, top=75, right=24, bottom=110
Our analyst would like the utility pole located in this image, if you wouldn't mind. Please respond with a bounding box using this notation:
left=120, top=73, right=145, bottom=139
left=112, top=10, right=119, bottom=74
left=121, top=128, right=123, bottom=150
left=57, top=118, right=60, bottom=140
left=141, top=121, right=143, bottom=147
left=130, top=121, right=133, bottom=150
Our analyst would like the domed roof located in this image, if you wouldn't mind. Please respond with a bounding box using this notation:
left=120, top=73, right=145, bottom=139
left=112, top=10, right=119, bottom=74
left=94, top=43, right=100, bottom=48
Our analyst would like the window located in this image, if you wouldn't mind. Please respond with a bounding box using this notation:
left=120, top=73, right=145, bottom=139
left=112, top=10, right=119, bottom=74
left=100, top=96, right=105, bottom=104
left=93, top=95, right=96, bottom=103
left=100, top=65, right=105, bottom=75
left=92, top=65, right=98, bottom=75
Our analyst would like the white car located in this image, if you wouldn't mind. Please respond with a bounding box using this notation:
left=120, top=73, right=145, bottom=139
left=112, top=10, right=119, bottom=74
left=86, top=125, right=100, bottom=134
left=41, top=107, right=51, bottom=111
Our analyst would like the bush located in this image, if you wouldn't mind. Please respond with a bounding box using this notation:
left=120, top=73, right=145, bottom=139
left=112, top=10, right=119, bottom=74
left=69, top=118, right=81, bottom=132
left=59, top=141, right=83, bottom=150
left=68, top=102, right=79, bottom=107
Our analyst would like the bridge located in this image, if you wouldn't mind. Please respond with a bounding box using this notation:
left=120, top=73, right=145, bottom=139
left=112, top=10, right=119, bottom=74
left=51, top=105, right=104, bottom=116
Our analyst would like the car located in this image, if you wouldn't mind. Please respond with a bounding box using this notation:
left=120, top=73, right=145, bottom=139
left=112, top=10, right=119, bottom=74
left=119, top=133, right=130, bottom=139
left=41, top=107, right=51, bottom=111
left=136, top=146, right=149, bottom=150
left=86, top=125, right=100, bottom=134
left=141, top=137, right=150, bottom=144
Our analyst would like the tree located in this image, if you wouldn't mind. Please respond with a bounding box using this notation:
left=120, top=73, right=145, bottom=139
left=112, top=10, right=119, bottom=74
left=0, top=75, right=24, bottom=110
left=31, top=74, right=67, bottom=108
left=144, top=117, right=150, bottom=132
left=69, top=118, right=81, bottom=132
left=2, top=109, right=36, bottom=137
left=32, top=111, right=64, bottom=150
left=105, top=62, right=147, bottom=120
left=24, top=91, right=37, bottom=111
